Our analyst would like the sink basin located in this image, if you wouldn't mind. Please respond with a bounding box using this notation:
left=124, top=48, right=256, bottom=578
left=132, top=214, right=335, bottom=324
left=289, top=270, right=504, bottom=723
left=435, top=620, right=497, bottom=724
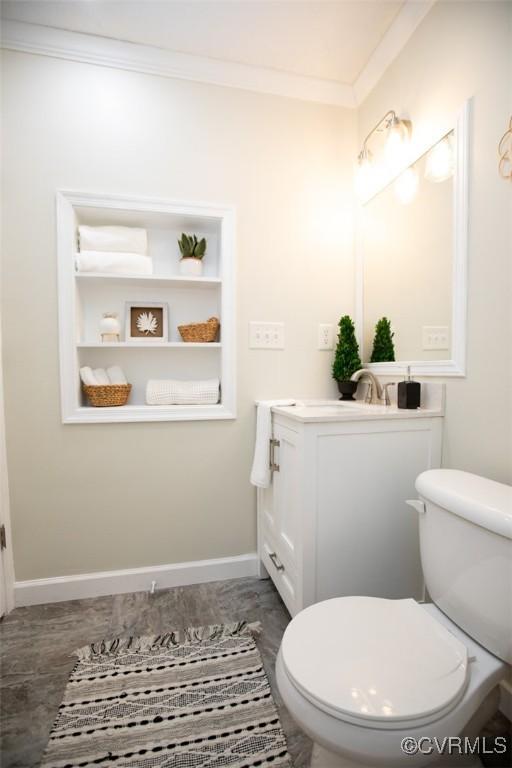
left=301, top=406, right=366, bottom=417
left=276, top=401, right=369, bottom=420
left=302, top=404, right=366, bottom=414
left=265, top=386, right=444, bottom=423
left=294, top=401, right=370, bottom=413
left=294, top=400, right=365, bottom=410
left=270, top=399, right=430, bottom=422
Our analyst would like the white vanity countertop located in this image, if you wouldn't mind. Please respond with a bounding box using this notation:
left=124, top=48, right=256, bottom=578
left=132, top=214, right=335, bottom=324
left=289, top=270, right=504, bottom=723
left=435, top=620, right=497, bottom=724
left=271, top=397, right=444, bottom=423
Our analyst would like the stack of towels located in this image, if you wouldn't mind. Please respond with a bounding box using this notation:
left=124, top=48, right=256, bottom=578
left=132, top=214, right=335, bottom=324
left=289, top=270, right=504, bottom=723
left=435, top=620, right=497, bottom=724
left=80, top=366, right=128, bottom=386
left=146, top=378, right=220, bottom=406
left=76, top=225, right=152, bottom=275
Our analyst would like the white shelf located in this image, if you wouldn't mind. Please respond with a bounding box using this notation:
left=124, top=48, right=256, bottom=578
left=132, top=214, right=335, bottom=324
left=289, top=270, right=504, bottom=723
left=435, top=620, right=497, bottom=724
left=75, top=272, right=221, bottom=289
left=77, top=342, right=221, bottom=348
left=57, top=190, right=236, bottom=423
left=68, top=403, right=233, bottom=424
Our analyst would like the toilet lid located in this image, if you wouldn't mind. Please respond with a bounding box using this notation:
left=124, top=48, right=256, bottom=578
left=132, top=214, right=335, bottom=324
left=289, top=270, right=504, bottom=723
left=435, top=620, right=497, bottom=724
left=281, top=597, right=469, bottom=727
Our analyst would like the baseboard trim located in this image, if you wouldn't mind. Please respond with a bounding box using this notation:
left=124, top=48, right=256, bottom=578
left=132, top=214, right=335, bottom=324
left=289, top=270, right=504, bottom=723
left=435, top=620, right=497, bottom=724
left=14, top=553, right=259, bottom=607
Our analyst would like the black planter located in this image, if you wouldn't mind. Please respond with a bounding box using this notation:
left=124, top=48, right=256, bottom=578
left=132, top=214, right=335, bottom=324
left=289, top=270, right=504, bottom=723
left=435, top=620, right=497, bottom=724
left=337, top=380, right=358, bottom=401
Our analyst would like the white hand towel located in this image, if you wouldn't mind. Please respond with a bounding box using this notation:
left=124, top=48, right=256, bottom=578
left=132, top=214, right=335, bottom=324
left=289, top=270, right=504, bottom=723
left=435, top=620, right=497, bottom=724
left=78, top=225, right=148, bottom=255
left=250, top=400, right=296, bottom=488
left=75, top=251, right=152, bottom=276
left=79, top=366, right=97, bottom=386
left=107, top=366, right=127, bottom=385
left=93, top=368, right=110, bottom=385
left=146, top=379, right=220, bottom=406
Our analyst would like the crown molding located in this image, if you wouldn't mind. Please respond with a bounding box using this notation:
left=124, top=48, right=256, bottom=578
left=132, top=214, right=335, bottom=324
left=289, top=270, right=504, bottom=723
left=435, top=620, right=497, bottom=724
left=1, top=2, right=436, bottom=109
left=0, top=19, right=356, bottom=108
left=353, top=0, right=437, bottom=106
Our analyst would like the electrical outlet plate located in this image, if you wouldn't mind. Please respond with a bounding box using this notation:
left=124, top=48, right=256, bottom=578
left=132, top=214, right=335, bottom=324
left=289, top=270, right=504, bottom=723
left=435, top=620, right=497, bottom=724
left=422, top=326, right=449, bottom=351
left=249, top=322, right=285, bottom=349
left=318, top=323, right=334, bottom=350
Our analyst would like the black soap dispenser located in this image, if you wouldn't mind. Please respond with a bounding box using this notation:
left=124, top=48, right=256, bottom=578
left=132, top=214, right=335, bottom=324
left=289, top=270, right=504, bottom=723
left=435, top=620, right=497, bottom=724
left=397, top=366, right=421, bottom=409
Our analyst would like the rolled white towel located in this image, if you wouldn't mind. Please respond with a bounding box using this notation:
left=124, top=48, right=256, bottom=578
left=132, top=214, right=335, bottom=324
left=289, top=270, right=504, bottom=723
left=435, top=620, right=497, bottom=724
left=79, top=366, right=97, bottom=386
left=78, top=225, right=148, bottom=255
left=107, top=366, right=127, bottom=385
left=146, top=379, right=220, bottom=406
left=93, top=368, right=110, bottom=385
left=75, top=251, right=152, bottom=276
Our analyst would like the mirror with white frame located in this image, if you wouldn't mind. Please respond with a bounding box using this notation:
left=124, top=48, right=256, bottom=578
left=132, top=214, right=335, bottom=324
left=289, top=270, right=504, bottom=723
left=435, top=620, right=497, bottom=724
left=358, top=101, right=469, bottom=376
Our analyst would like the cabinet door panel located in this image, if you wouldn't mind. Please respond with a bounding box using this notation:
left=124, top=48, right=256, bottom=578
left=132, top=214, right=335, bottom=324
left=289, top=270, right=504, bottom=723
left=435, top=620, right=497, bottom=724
left=315, top=426, right=437, bottom=602
left=259, top=484, right=277, bottom=539
left=273, top=424, right=299, bottom=571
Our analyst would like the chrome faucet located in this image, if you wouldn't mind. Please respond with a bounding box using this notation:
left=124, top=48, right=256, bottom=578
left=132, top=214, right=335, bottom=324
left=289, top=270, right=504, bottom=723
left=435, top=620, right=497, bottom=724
left=350, top=369, right=385, bottom=405
left=383, top=382, right=396, bottom=406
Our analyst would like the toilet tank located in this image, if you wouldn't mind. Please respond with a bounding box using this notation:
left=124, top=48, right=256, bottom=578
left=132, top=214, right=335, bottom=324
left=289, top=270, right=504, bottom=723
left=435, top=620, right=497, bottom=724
left=415, top=469, right=512, bottom=664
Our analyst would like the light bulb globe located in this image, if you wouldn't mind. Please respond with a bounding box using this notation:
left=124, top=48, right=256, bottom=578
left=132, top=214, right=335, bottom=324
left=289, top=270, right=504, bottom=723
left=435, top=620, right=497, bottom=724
left=356, top=153, right=374, bottom=200
left=384, top=118, right=410, bottom=169
left=425, top=136, right=454, bottom=182
left=394, top=166, right=419, bottom=204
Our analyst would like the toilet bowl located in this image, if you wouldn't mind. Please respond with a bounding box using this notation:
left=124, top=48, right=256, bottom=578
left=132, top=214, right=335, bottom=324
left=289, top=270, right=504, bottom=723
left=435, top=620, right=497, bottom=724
left=277, top=598, right=505, bottom=767
left=276, top=470, right=512, bottom=767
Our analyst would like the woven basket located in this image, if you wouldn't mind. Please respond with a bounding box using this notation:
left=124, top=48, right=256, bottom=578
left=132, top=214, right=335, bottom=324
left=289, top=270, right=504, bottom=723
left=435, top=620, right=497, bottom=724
left=178, top=316, right=220, bottom=343
left=83, top=384, right=132, bottom=407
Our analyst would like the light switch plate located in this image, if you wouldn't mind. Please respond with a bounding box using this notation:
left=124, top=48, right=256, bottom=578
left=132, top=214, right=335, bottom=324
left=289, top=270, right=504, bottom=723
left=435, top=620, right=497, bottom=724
left=249, top=322, right=285, bottom=349
left=318, top=323, right=334, bottom=350
left=422, top=326, right=449, bottom=351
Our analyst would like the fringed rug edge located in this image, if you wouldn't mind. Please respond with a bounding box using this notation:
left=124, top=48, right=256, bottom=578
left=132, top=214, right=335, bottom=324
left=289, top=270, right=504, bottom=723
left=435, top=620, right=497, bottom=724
left=74, top=619, right=262, bottom=661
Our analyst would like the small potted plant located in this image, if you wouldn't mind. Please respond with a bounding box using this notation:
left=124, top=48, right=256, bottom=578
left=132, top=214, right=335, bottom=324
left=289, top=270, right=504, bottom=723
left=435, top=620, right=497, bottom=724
left=178, top=233, right=207, bottom=276
left=332, top=315, right=362, bottom=400
left=370, top=317, right=395, bottom=362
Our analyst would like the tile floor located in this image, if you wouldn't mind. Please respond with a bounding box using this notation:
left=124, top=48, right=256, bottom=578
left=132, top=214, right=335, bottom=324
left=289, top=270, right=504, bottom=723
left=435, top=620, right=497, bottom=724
left=0, top=577, right=510, bottom=767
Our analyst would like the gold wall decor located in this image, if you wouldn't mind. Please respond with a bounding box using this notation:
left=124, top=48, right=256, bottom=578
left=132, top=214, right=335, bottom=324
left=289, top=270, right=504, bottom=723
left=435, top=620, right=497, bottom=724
left=498, top=117, right=512, bottom=180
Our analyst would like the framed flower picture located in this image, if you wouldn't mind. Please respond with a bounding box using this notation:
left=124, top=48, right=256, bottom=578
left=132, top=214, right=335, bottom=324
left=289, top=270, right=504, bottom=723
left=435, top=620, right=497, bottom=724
left=125, top=302, right=169, bottom=343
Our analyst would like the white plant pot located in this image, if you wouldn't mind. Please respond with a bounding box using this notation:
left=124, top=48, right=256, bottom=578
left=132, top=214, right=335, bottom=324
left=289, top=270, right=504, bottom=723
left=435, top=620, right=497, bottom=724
left=180, top=258, right=203, bottom=277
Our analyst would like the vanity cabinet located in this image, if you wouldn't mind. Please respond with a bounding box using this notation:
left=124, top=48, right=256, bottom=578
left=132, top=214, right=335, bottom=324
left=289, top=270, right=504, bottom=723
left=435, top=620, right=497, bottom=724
left=257, top=405, right=443, bottom=616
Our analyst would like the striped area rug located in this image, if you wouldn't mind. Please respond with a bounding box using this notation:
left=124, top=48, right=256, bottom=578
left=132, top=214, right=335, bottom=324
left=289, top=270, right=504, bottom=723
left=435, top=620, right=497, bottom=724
left=41, top=622, right=291, bottom=768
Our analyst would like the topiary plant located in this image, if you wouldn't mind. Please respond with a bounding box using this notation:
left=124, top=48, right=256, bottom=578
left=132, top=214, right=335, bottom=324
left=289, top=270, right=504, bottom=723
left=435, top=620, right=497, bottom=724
left=332, top=315, right=362, bottom=381
left=178, top=233, right=207, bottom=260
left=370, top=317, right=395, bottom=362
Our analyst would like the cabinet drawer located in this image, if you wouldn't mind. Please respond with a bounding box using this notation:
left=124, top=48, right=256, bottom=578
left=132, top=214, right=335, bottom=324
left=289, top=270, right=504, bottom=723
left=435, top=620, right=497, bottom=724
left=261, top=535, right=298, bottom=616
left=260, top=512, right=298, bottom=576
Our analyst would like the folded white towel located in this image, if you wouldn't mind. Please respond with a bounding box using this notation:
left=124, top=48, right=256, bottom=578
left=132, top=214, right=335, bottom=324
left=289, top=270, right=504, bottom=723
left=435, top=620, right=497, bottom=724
left=93, top=368, right=110, bottom=385
left=76, top=251, right=153, bottom=276
left=79, top=366, right=97, bottom=386
left=78, top=225, right=148, bottom=255
left=250, top=400, right=296, bottom=488
left=107, top=366, right=127, bottom=385
left=146, top=379, right=220, bottom=406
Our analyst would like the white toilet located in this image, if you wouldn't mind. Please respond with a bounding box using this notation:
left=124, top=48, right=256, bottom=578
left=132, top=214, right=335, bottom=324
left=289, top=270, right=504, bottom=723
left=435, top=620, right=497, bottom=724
left=276, top=469, right=512, bottom=767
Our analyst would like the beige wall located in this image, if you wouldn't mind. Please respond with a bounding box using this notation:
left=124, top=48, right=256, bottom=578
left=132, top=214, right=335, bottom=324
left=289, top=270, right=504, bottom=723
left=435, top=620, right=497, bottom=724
left=358, top=0, right=512, bottom=483
left=1, top=51, right=356, bottom=580
left=2, top=0, right=511, bottom=583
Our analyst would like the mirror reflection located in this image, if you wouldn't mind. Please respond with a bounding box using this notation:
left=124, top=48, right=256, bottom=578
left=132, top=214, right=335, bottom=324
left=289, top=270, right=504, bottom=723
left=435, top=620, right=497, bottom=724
left=362, top=132, right=455, bottom=363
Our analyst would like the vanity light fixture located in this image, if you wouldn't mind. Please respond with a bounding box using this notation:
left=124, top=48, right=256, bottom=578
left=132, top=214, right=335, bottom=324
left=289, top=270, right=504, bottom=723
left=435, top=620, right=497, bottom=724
left=356, top=110, right=412, bottom=199
left=355, top=146, right=374, bottom=199
left=394, top=165, right=419, bottom=205
left=384, top=113, right=412, bottom=166
left=498, top=116, right=511, bottom=181
left=424, top=134, right=455, bottom=182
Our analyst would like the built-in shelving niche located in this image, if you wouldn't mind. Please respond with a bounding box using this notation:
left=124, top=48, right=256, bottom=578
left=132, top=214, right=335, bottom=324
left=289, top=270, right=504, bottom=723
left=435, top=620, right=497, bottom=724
left=57, top=191, right=236, bottom=423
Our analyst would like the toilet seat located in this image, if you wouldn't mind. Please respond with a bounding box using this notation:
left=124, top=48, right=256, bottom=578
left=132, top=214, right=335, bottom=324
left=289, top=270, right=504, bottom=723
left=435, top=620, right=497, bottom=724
left=281, top=596, right=469, bottom=730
